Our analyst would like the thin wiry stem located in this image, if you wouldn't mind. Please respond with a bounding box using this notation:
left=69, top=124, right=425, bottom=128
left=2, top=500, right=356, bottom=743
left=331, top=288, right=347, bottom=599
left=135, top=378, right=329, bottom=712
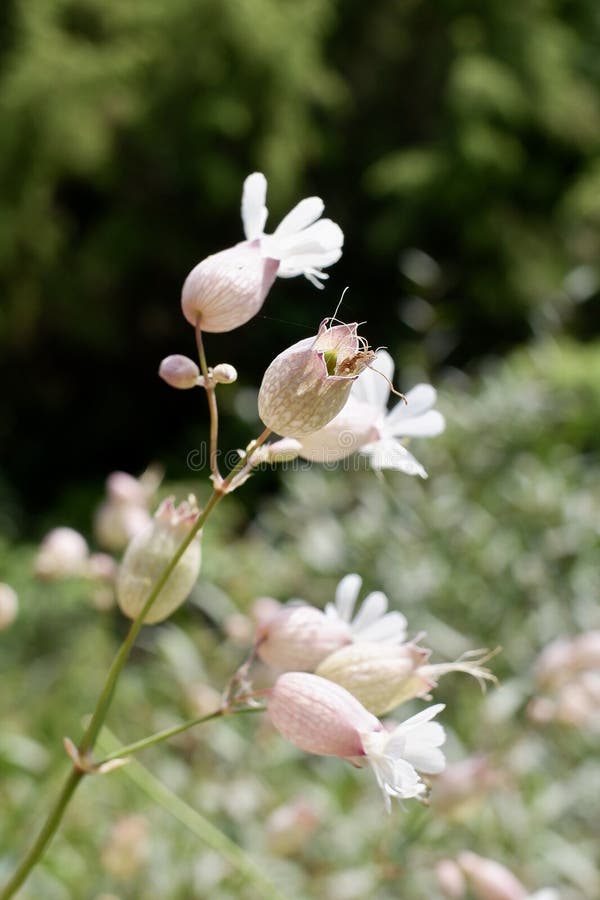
left=195, top=323, right=222, bottom=487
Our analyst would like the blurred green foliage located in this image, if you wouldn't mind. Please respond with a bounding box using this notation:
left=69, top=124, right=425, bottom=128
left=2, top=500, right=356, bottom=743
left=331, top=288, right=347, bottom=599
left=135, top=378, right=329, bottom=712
left=1, top=339, right=599, bottom=898
left=1, top=0, right=600, bottom=528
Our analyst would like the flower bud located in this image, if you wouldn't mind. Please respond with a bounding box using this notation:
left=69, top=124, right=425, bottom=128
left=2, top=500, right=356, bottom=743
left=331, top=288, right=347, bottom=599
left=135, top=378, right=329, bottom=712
left=35, top=527, right=89, bottom=579
left=0, top=583, right=18, bottom=630
left=117, top=496, right=202, bottom=624
left=211, top=363, right=238, bottom=384
left=315, top=641, right=429, bottom=715
left=258, top=319, right=375, bottom=437
left=457, top=852, right=528, bottom=900
left=250, top=438, right=302, bottom=466
left=159, top=354, right=201, bottom=389
left=181, top=241, right=279, bottom=332
left=257, top=605, right=352, bottom=671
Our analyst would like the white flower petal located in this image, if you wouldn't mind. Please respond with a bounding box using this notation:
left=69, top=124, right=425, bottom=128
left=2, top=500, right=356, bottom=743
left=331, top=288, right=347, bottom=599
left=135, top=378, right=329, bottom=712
left=350, top=591, right=389, bottom=631
left=272, top=196, right=325, bottom=238
left=350, top=349, right=394, bottom=410
left=241, top=173, right=268, bottom=241
left=355, top=611, right=407, bottom=643
left=385, top=408, right=446, bottom=438
left=326, top=573, right=362, bottom=623
left=403, top=383, right=438, bottom=416
left=361, top=439, right=428, bottom=478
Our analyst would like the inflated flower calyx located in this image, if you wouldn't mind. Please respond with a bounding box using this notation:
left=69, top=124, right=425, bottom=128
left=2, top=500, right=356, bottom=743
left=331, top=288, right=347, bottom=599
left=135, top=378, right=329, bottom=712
left=159, top=355, right=201, bottom=389
left=316, top=641, right=430, bottom=715
left=181, top=241, right=279, bottom=333
left=258, top=319, right=375, bottom=437
left=257, top=605, right=352, bottom=671
left=117, top=496, right=202, bottom=624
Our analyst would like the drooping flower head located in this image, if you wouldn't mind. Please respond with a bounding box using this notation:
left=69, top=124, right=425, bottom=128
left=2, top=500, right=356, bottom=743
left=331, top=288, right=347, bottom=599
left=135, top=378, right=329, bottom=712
left=267, top=672, right=446, bottom=811
left=258, top=319, right=375, bottom=437
left=181, top=173, right=344, bottom=332
left=295, top=349, right=445, bottom=476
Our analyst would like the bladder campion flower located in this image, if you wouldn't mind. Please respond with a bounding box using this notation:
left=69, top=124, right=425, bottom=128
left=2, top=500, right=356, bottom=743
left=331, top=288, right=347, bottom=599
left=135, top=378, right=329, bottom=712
left=258, top=319, right=375, bottom=437
left=117, top=496, right=202, bottom=624
left=295, top=350, right=445, bottom=475
left=268, top=672, right=446, bottom=811
left=181, top=172, right=343, bottom=332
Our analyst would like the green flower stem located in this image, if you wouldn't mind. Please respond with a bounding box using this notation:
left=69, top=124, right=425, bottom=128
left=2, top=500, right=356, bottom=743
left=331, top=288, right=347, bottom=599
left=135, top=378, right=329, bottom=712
left=196, top=324, right=222, bottom=486
left=98, top=706, right=263, bottom=765
left=0, top=428, right=272, bottom=900
left=97, top=728, right=289, bottom=900
left=0, top=769, right=82, bottom=899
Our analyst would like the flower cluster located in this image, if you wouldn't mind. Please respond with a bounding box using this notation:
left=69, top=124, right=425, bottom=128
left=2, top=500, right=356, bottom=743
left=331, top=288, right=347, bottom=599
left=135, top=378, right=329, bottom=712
left=253, top=575, right=495, bottom=809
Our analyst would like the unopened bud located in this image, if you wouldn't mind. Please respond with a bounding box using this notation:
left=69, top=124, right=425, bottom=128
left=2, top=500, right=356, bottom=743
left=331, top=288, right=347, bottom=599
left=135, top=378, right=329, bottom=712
left=251, top=438, right=302, bottom=466
left=258, top=319, right=375, bottom=437
left=316, top=641, right=429, bottom=715
left=212, top=363, right=238, bottom=384
left=35, top=527, right=89, bottom=579
left=257, top=605, right=351, bottom=671
left=159, top=354, right=201, bottom=389
left=0, top=583, right=18, bottom=630
left=117, top=496, right=202, bottom=624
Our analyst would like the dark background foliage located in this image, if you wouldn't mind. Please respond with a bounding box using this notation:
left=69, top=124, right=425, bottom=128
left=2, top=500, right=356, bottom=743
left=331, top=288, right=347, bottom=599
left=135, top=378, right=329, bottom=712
left=1, top=0, right=599, bottom=534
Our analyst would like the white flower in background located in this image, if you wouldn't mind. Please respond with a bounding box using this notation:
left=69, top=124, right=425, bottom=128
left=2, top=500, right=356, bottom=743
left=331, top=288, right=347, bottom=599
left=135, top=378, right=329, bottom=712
left=361, top=703, right=446, bottom=811
left=295, top=349, right=445, bottom=477
left=324, top=573, right=407, bottom=643
left=242, top=172, right=344, bottom=288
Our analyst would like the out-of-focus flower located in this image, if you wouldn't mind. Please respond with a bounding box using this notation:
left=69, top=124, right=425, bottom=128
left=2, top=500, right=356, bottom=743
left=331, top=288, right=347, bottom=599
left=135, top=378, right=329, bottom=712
left=258, top=320, right=375, bottom=437
left=0, top=583, right=18, bottom=630
left=324, top=573, right=407, bottom=643
left=431, top=755, right=504, bottom=817
left=296, top=350, right=445, bottom=476
left=101, top=815, right=149, bottom=880
left=315, top=641, right=428, bottom=716
left=35, top=527, right=89, bottom=579
left=117, top=496, right=202, bottom=624
left=94, top=467, right=161, bottom=554
left=257, top=605, right=352, bottom=671
left=528, top=632, right=600, bottom=732
left=181, top=173, right=343, bottom=332
left=436, top=859, right=467, bottom=899
left=268, top=672, right=445, bottom=811
left=265, top=799, right=320, bottom=855
left=457, top=852, right=528, bottom=900
left=159, top=354, right=201, bottom=389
